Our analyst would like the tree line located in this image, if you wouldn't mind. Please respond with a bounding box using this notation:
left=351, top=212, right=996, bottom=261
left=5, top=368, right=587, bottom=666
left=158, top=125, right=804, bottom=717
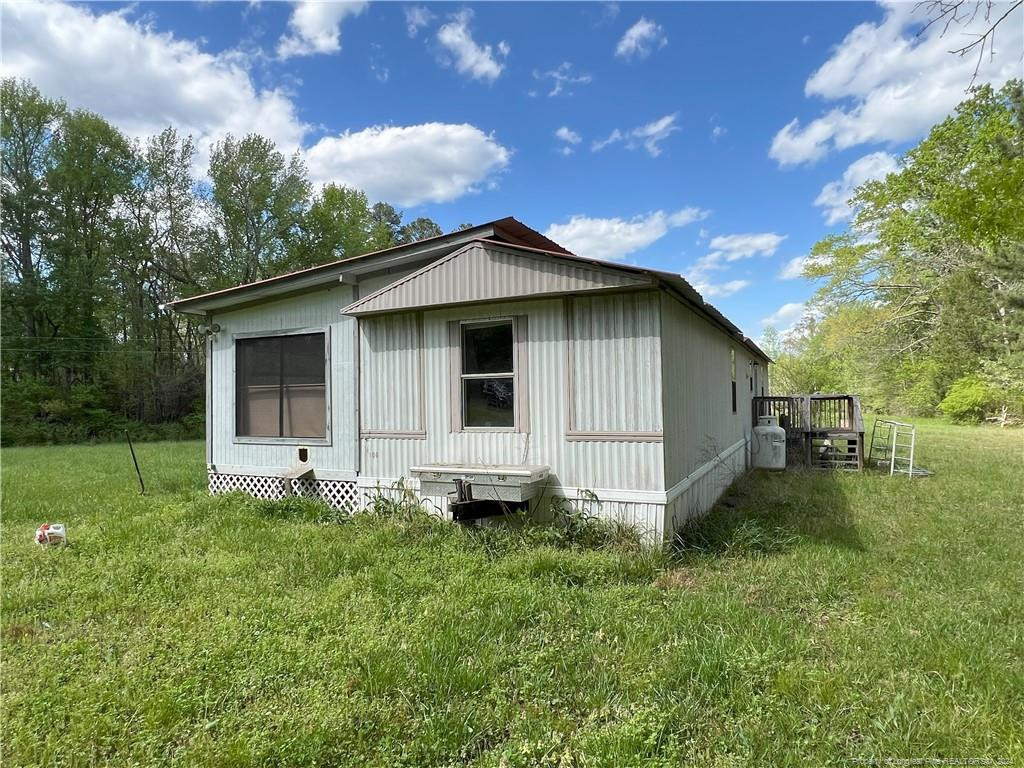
left=765, top=81, right=1024, bottom=425
left=3, top=76, right=1020, bottom=443
left=1, top=78, right=456, bottom=444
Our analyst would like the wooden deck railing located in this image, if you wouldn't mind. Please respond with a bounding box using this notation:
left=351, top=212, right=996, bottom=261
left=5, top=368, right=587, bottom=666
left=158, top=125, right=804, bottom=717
left=752, top=394, right=865, bottom=470
left=753, top=394, right=863, bottom=435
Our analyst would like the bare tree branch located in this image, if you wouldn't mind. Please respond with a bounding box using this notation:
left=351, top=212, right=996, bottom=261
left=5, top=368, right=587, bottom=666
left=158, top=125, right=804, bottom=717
left=916, top=0, right=1024, bottom=87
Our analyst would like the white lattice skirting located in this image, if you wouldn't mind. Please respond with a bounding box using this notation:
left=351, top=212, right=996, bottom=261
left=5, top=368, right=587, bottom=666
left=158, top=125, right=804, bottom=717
left=209, top=472, right=359, bottom=510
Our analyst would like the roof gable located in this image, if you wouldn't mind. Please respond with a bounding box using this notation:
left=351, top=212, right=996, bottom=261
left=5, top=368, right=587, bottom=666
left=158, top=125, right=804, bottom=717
left=342, top=241, right=652, bottom=316
left=168, top=217, right=571, bottom=315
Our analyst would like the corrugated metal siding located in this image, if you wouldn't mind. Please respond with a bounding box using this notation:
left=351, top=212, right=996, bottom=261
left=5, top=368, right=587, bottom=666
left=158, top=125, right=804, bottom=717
left=359, top=313, right=422, bottom=433
left=360, top=297, right=665, bottom=492
left=661, top=293, right=755, bottom=487
left=570, top=292, right=662, bottom=432
left=355, top=266, right=419, bottom=298
left=345, top=242, right=652, bottom=315
left=208, top=285, right=357, bottom=473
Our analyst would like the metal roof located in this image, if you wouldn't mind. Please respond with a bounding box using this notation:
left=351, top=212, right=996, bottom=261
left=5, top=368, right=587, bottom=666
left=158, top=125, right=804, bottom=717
left=167, top=217, right=570, bottom=315
left=168, top=215, right=769, bottom=362
left=343, top=238, right=770, bottom=362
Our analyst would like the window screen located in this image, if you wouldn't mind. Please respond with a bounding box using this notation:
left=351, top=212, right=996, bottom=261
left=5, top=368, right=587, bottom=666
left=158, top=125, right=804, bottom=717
left=461, top=321, right=514, bottom=427
left=236, top=333, right=326, bottom=438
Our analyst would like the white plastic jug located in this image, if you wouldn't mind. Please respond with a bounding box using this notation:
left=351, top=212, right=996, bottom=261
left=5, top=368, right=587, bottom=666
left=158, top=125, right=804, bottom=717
left=35, top=523, right=67, bottom=546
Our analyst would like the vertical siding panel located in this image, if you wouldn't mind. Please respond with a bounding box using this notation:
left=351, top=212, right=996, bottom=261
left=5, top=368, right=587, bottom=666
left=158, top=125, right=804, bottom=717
left=661, top=294, right=755, bottom=491
left=570, top=292, right=661, bottom=433
left=360, top=313, right=421, bottom=432
left=360, top=295, right=665, bottom=492
left=208, top=285, right=356, bottom=473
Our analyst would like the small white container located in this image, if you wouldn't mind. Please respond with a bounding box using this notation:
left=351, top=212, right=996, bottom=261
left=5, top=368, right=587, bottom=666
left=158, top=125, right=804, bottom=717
left=35, top=523, right=67, bottom=546
left=753, top=416, right=787, bottom=470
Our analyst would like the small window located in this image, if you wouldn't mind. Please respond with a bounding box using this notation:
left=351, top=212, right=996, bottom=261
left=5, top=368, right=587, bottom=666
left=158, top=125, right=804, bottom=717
left=461, top=320, right=514, bottom=428
left=730, top=348, right=737, bottom=414
left=236, top=332, right=326, bottom=439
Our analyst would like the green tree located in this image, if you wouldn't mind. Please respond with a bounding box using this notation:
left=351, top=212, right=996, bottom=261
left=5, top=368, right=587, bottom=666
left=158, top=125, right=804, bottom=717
left=43, top=108, right=138, bottom=387
left=117, top=128, right=206, bottom=421
left=1, top=79, right=64, bottom=378
left=399, top=216, right=443, bottom=244
left=807, top=80, right=1024, bottom=420
left=294, top=184, right=374, bottom=267
left=206, top=134, right=311, bottom=285
left=368, top=201, right=403, bottom=250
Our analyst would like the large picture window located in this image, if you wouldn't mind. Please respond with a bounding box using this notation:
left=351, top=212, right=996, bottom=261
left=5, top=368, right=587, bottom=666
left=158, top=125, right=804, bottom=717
left=236, top=332, right=327, bottom=439
left=461, top=320, right=515, bottom=428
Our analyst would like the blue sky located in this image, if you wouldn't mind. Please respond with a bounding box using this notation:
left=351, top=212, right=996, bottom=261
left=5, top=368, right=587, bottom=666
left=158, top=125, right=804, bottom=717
left=3, top=1, right=1021, bottom=338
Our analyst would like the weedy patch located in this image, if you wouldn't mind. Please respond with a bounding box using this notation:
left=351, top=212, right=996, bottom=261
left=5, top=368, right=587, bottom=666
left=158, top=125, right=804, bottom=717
left=2, top=421, right=1023, bottom=767
left=2, top=623, right=41, bottom=641
left=653, top=568, right=700, bottom=590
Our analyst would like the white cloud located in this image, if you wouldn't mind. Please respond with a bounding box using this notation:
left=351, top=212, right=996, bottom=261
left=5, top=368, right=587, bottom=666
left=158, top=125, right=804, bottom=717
left=814, top=151, right=899, bottom=224
left=593, top=113, right=679, bottom=157
left=555, top=126, right=582, bottom=154
left=802, top=34, right=811, bottom=45
left=555, top=126, right=582, bottom=144
left=369, top=43, right=390, bottom=83
left=711, top=124, right=726, bottom=141
left=534, top=62, right=592, bottom=97
left=0, top=1, right=510, bottom=208
left=761, top=302, right=806, bottom=328
left=0, top=0, right=308, bottom=167
left=304, top=123, right=510, bottom=206
left=778, top=256, right=808, bottom=280
left=615, top=17, right=667, bottom=60
left=277, top=1, right=367, bottom=60
left=683, top=231, right=786, bottom=299
left=770, top=116, right=838, bottom=166
left=770, top=1, right=1023, bottom=166
left=760, top=301, right=823, bottom=340
left=404, top=5, right=433, bottom=38
left=437, top=10, right=508, bottom=82
left=697, top=279, right=751, bottom=299
left=707, top=232, right=787, bottom=261
left=544, top=207, right=709, bottom=261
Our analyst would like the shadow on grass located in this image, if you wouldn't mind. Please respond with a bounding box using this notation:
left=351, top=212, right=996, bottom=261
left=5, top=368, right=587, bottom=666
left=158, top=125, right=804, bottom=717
left=672, top=468, right=864, bottom=561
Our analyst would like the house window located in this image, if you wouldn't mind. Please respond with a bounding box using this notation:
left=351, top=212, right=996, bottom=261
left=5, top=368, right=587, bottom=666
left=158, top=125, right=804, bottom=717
left=460, top=320, right=515, bottom=428
left=236, top=332, right=327, bottom=439
left=730, top=348, right=737, bottom=414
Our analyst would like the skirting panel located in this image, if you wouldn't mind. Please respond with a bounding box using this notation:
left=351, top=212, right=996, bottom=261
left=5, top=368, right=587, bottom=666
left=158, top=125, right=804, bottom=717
left=209, top=472, right=359, bottom=510
left=664, top=438, right=749, bottom=538
left=208, top=453, right=750, bottom=546
left=550, top=494, right=667, bottom=544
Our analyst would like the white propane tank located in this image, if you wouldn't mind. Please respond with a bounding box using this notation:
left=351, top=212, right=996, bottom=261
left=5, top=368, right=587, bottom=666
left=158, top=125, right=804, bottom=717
left=753, top=415, right=787, bottom=470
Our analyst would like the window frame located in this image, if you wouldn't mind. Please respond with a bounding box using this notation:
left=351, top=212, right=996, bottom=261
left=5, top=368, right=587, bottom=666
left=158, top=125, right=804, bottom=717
left=450, top=316, right=528, bottom=433
left=232, top=326, right=332, bottom=446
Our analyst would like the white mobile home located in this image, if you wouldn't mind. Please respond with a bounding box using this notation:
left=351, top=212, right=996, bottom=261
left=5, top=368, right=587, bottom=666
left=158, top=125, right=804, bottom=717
left=171, top=218, right=770, bottom=542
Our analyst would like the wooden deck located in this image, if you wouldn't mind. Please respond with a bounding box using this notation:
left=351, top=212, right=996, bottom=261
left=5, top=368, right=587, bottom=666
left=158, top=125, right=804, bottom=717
left=752, top=394, right=865, bottom=471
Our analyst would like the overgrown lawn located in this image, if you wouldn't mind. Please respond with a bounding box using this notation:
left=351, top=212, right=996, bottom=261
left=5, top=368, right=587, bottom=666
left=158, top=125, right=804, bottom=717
left=2, top=421, right=1022, bottom=766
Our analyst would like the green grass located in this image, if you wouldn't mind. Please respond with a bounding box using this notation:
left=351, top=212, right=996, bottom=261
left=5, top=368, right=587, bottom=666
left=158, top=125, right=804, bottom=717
left=2, top=421, right=1022, bottom=767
